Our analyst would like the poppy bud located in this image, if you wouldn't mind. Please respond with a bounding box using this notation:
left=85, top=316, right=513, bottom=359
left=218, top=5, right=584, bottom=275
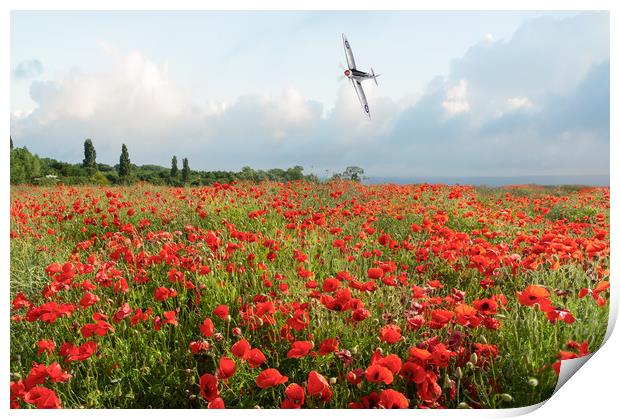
left=329, top=377, right=337, bottom=385
left=455, top=367, right=463, bottom=380
left=214, top=332, right=224, bottom=342
left=443, top=374, right=451, bottom=388
left=253, top=405, right=261, bottom=409
left=500, top=393, right=513, bottom=402
left=466, top=361, right=474, bottom=369
left=458, top=402, right=472, bottom=409
left=351, top=346, right=358, bottom=355
left=480, top=335, right=487, bottom=343
left=470, top=352, right=478, bottom=364
left=189, top=394, right=197, bottom=400
left=374, top=347, right=384, bottom=355
left=528, top=378, right=539, bottom=387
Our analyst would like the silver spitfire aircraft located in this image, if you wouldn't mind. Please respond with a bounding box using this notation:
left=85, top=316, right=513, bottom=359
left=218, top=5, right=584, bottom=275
left=341, top=33, right=380, bottom=119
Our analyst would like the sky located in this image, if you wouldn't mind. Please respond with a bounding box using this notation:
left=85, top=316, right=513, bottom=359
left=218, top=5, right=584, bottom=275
left=10, top=11, right=610, bottom=181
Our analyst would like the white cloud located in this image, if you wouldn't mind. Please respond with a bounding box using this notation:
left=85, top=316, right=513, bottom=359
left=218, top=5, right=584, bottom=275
left=507, top=96, right=533, bottom=110
left=442, top=79, right=470, bottom=116
left=11, top=109, right=33, bottom=119
left=13, top=59, right=44, bottom=80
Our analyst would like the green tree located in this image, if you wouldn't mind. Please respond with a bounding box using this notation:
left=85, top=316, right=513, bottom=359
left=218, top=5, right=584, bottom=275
left=342, top=166, right=364, bottom=182
left=285, top=165, right=304, bottom=181
left=118, top=144, right=131, bottom=183
left=171, top=155, right=178, bottom=178
left=82, top=139, right=97, bottom=168
left=10, top=146, right=42, bottom=184
left=240, top=166, right=257, bottom=181
left=10, top=136, right=13, bottom=150
left=181, top=158, right=190, bottom=183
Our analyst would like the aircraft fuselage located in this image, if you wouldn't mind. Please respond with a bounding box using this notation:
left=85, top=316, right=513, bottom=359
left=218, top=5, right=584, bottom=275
left=344, top=68, right=373, bottom=81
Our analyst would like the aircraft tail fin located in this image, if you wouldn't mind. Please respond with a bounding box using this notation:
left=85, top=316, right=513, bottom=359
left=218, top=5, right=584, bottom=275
left=371, top=68, right=380, bottom=86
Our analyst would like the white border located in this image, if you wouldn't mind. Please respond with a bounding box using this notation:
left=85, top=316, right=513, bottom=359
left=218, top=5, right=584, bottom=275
left=3, top=1, right=616, bottom=418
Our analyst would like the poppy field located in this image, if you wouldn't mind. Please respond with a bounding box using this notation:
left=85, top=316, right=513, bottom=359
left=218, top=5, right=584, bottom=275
left=9, top=181, right=610, bottom=409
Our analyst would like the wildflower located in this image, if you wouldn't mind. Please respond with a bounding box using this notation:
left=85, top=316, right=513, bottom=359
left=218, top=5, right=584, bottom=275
left=256, top=368, right=288, bottom=389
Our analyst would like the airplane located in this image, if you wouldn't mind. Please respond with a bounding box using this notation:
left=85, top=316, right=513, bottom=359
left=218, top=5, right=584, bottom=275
left=341, top=33, right=380, bottom=119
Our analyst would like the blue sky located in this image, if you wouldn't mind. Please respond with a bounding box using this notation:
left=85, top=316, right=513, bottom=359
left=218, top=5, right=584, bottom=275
left=10, top=11, right=609, bottom=179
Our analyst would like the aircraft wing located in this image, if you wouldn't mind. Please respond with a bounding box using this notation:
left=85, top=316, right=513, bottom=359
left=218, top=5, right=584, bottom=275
left=342, top=33, right=357, bottom=70
left=352, top=80, right=370, bottom=119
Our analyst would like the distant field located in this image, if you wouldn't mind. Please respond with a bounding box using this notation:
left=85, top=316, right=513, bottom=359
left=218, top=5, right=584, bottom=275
left=9, top=182, right=610, bottom=409
left=366, top=175, right=610, bottom=186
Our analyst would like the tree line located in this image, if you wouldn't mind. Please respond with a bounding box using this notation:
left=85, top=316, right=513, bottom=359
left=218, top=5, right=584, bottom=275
left=9, top=137, right=365, bottom=186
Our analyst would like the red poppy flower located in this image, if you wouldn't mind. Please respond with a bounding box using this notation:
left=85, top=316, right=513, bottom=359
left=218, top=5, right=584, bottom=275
left=379, top=324, right=402, bottom=344
left=545, top=308, right=576, bottom=324
left=24, top=363, right=49, bottom=389
left=409, top=346, right=432, bottom=363
left=307, top=371, right=332, bottom=401
left=217, top=357, right=236, bottom=379
left=287, top=341, right=314, bottom=359
left=474, top=343, right=499, bottom=359
left=130, top=308, right=151, bottom=326
left=208, top=397, right=225, bottom=409
left=286, top=309, right=310, bottom=331
left=113, top=303, right=132, bottom=323
left=284, top=383, right=305, bottom=407
left=364, top=364, right=394, bottom=385
left=78, top=292, right=99, bottom=309
left=154, top=287, right=177, bottom=302
left=46, top=362, right=71, bottom=383
left=400, top=361, right=426, bottom=384
left=348, top=306, right=369, bottom=322
left=200, top=318, right=214, bottom=337
left=473, top=298, right=498, bottom=315
left=517, top=285, right=550, bottom=307
left=36, top=339, right=55, bottom=356
left=256, top=368, right=288, bottom=389
left=162, top=310, right=178, bottom=326
left=430, top=343, right=455, bottom=367
left=113, top=277, right=128, bottom=293
left=379, top=389, right=409, bottom=409
left=12, top=292, right=33, bottom=310
left=246, top=348, right=266, bottom=368
left=417, top=372, right=442, bottom=403
left=375, top=354, right=402, bottom=375
left=367, top=267, right=384, bottom=279
left=60, top=341, right=97, bottom=362
left=189, top=340, right=210, bottom=354
left=318, top=338, right=339, bottom=355
left=231, top=338, right=251, bottom=359
left=80, top=320, right=114, bottom=338
left=213, top=305, right=229, bottom=320
left=322, top=277, right=341, bottom=292
left=429, top=309, right=454, bottom=329
left=199, top=373, right=219, bottom=401
left=23, top=386, right=61, bottom=409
